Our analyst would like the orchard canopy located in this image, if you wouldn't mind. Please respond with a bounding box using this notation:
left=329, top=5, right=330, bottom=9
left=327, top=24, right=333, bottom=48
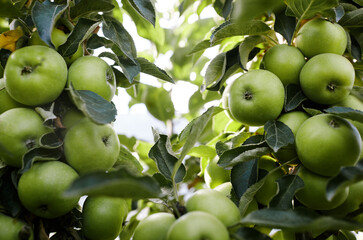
left=1, top=0, right=363, bottom=240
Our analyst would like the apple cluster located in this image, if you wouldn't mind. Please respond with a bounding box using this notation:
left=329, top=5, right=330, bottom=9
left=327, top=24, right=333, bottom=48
left=0, top=28, right=127, bottom=239
left=133, top=189, right=241, bottom=240
left=224, top=18, right=363, bottom=211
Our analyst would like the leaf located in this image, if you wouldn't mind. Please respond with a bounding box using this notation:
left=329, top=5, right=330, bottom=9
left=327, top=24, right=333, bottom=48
left=102, top=15, right=137, bottom=61
left=233, top=227, right=272, bottom=240
left=19, top=148, right=62, bottom=174
left=269, top=175, right=304, bottom=209
left=218, top=143, right=270, bottom=168
left=285, top=0, right=339, bottom=20
left=35, top=104, right=57, bottom=128
left=136, top=57, right=173, bottom=83
left=114, top=145, right=143, bottom=175
left=213, top=0, right=233, bottom=19
left=39, top=132, right=63, bottom=149
left=148, top=133, right=186, bottom=183
left=188, top=39, right=212, bottom=55
left=68, top=85, right=117, bottom=125
left=86, top=34, right=114, bottom=50
left=0, top=168, right=22, bottom=217
left=274, top=8, right=296, bottom=45
left=0, top=0, right=22, bottom=17
left=188, top=145, right=216, bottom=158
left=58, top=18, right=100, bottom=57
left=239, top=35, right=265, bottom=70
left=31, top=0, right=68, bottom=48
left=210, top=20, right=270, bottom=45
left=128, top=0, right=156, bottom=26
left=326, top=159, right=363, bottom=201
left=284, top=84, right=308, bottom=112
left=99, top=52, right=140, bottom=83
left=241, top=207, right=363, bottom=231
left=324, top=106, right=363, bottom=123
left=339, top=8, right=363, bottom=27
left=0, top=27, right=23, bottom=52
left=64, top=167, right=163, bottom=199
left=264, top=120, right=295, bottom=152
left=204, top=52, right=227, bottom=88
left=231, top=159, right=259, bottom=199
left=70, top=0, right=114, bottom=19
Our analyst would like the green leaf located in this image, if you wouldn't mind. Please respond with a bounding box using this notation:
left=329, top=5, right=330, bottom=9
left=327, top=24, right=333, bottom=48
left=0, top=0, right=22, bottom=17
left=324, top=106, right=363, bottom=123
left=241, top=207, right=363, bottom=231
left=269, top=175, right=304, bottom=209
left=142, top=86, right=175, bottom=122
left=264, top=120, right=295, bottom=153
left=0, top=168, right=22, bottom=217
left=114, top=145, right=143, bottom=175
left=204, top=52, right=227, bottom=88
left=188, top=145, right=216, bottom=158
left=285, top=0, right=339, bottom=20
left=351, top=86, right=363, bottom=101
left=70, top=0, right=114, bottom=19
left=233, top=227, right=272, bottom=240
left=188, top=39, right=212, bottom=55
left=326, top=159, right=363, bottom=201
left=64, top=167, right=162, bottom=199
left=274, top=8, right=297, bottom=45
left=210, top=20, right=270, bottom=45
left=86, top=34, right=114, bottom=50
left=35, top=105, right=57, bottom=128
left=128, top=0, right=156, bottom=26
left=58, top=18, right=100, bottom=57
left=69, top=86, right=117, bottom=125
left=231, top=159, right=259, bottom=199
left=339, top=8, right=363, bottom=27
left=39, top=132, right=63, bottom=149
left=284, top=84, right=308, bottom=112
left=239, top=35, right=265, bottom=70
left=99, top=52, right=140, bottom=83
left=179, top=0, right=194, bottom=15
left=148, top=133, right=186, bottom=183
left=19, top=148, right=62, bottom=174
left=218, top=144, right=270, bottom=168
left=102, top=15, right=137, bottom=61
left=213, top=0, right=233, bottom=19
left=31, top=0, right=68, bottom=48
left=136, top=57, right=174, bottom=83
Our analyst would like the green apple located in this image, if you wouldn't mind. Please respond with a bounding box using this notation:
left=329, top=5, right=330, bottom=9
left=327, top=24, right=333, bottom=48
left=82, top=196, right=128, bottom=240
left=185, top=188, right=240, bottom=227
left=228, top=69, right=285, bottom=126
left=204, top=157, right=231, bottom=189
left=0, top=78, right=24, bottom=114
left=61, top=108, right=85, bottom=129
left=222, top=80, right=238, bottom=121
left=133, top=212, right=176, bottom=240
left=17, top=161, right=80, bottom=219
left=296, top=18, right=347, bottom=58
left=323, top=180, right=363, bottom=217
left=0, top=213, right=34, bottom=240
left=296, top=114, right=361, bottom=176
left=273, top=111, right=310, bottom=164
left=4, top=45, right=68, bottom=106
left=213, top=182, right=232, bottom=196
left=299, top=53, right=355, bottom=105
left=67, top=56, right=116, bottom=101
left=295, top=166, right=349, bottom=210
left=255, top=155, right=285, bottom=205
left=166, top=211, right=229, bottom=240
left=262, top=44, right=306, bottom=86
left=64, top=118, right=120, bottom=174
left=0, top=108, right=51, bottom=168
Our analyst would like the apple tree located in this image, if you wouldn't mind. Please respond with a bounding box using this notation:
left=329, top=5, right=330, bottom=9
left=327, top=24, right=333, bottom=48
left=0, top=0, right=363, bottom=239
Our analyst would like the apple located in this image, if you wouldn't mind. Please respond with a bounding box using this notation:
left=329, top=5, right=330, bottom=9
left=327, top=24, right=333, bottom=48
left=17, top=161, right=80, bottom=219
left=4, top=45, right=68, bottom=106
left=166, top=211, right=229, bottom=240
left=262, top=44, right=306, bottom=86
left=295, top=18, right=347, bottom=58
left=295, top=114, right=361, bottom=176
left=63, top=118, right=120, bottom=174
left=61, top=108, right=85, bottom=129
left=0, top=78, right=24, bottom=114
left=133, top=212, right=176, bottom=240
left=222, top=80, right=238, bottom=121
left=228, top=69, right=285, bottom=126
left=0, top=108, right=51, bottom=168
left=255, top=155, right=285, bottom=205
left=0, top=213, right=34, bottom=240
left=67, top=56, right=116, bottom=101
left=82, top=196, right=128, bottom=240
left=29, top=28, right=83, bottom=65
left=295, top=166, right=349, bottom=210
left=272, top=111, right=310, bottom=164
left=299, top=53, right=355, bottom=105
left=185, top=188, right=240, bottom=227
left=204, top=157, right=231, bottom=189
